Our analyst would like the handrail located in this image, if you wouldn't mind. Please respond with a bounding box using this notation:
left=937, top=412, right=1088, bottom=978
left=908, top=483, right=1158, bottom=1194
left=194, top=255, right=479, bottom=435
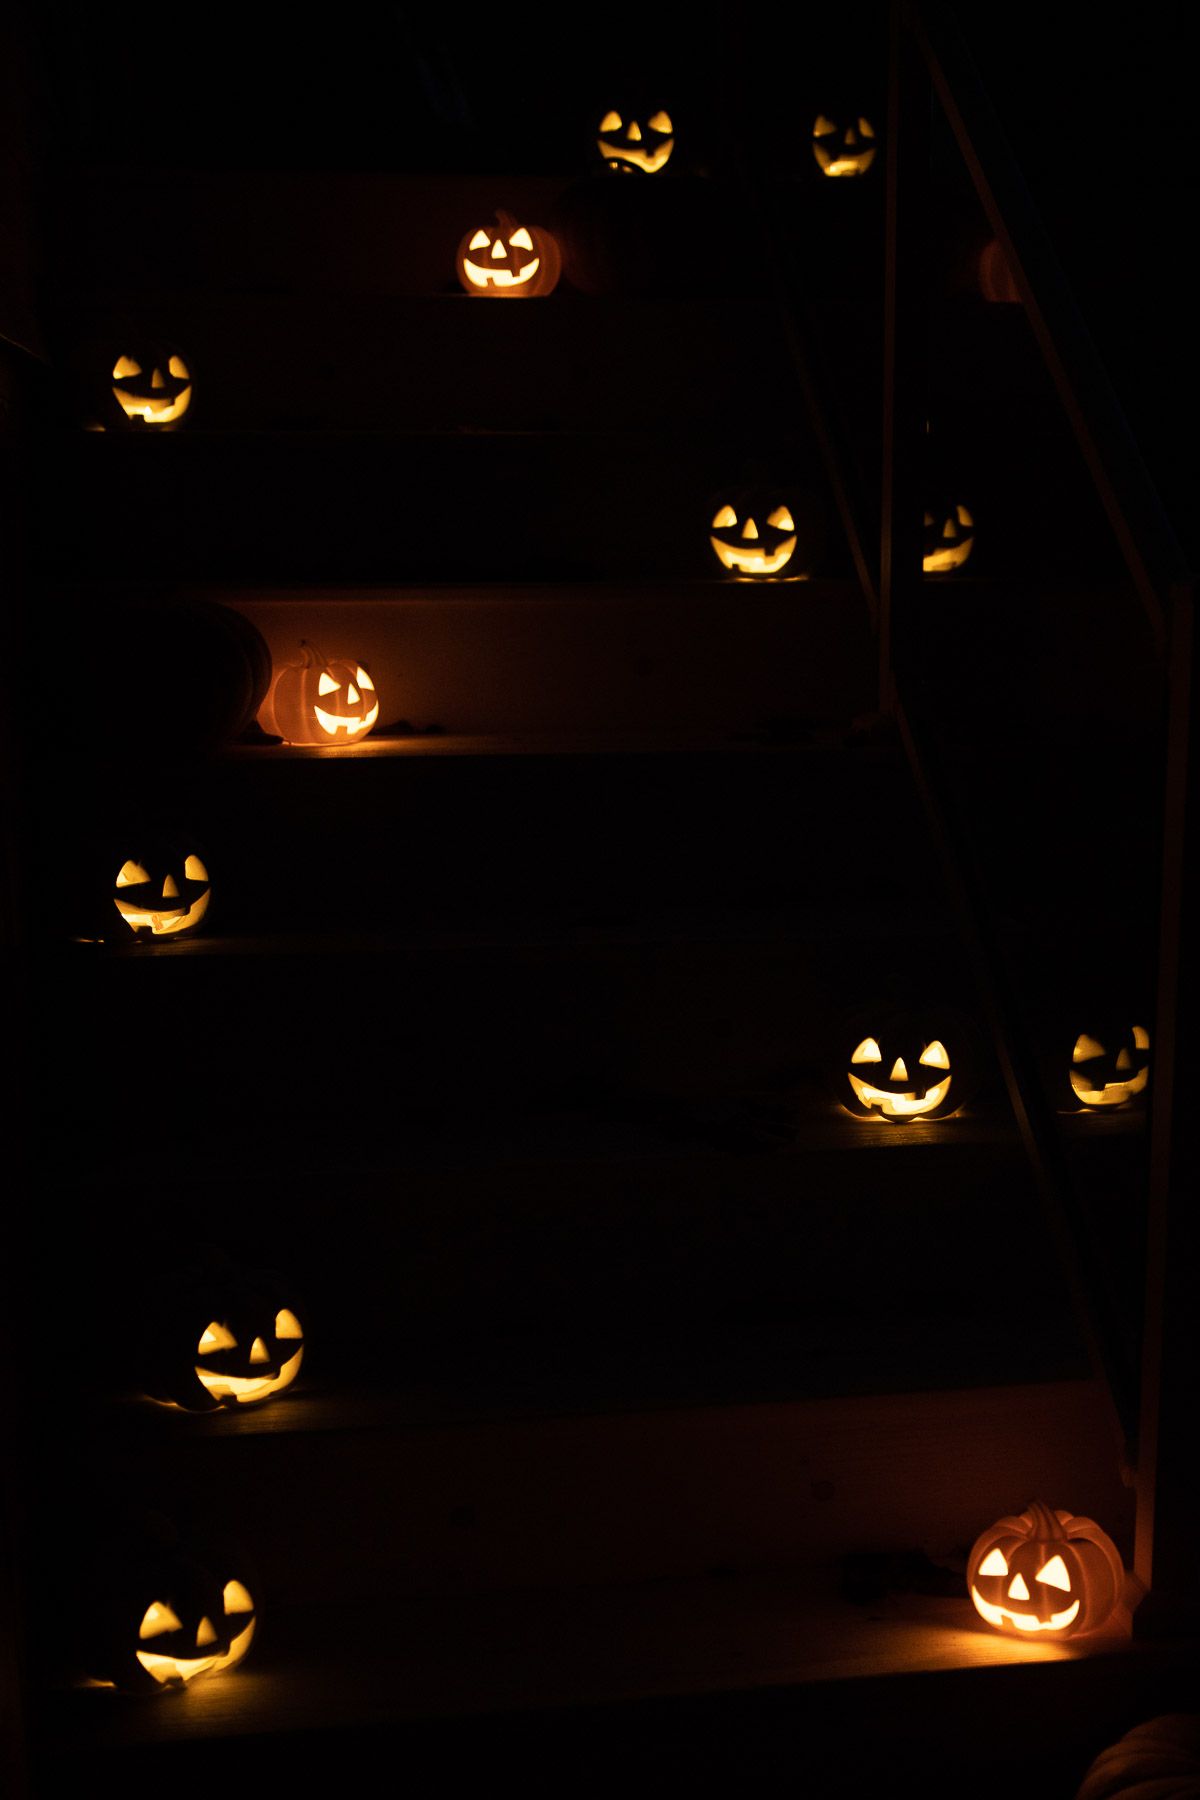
left=907, top=0, right=1194, bottom=654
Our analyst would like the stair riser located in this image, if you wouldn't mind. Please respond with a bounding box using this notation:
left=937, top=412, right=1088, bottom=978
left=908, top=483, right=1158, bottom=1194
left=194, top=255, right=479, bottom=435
left=98, top=1385, right=1129, bottom=1604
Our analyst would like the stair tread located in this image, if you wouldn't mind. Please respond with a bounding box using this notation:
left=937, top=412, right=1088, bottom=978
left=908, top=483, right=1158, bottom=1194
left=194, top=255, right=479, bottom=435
left=49, top=1575, right=1137, bottom=1750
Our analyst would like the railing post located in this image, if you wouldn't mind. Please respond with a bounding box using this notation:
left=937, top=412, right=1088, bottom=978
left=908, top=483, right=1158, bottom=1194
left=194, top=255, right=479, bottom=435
left=881, top=1, right=930, bottom=714
left=1134, top=582, right=1197, bottom=1633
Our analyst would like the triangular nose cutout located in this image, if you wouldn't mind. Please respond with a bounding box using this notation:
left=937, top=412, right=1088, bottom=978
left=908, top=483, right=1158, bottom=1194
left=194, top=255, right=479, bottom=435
left=943, top=520, right=957, bottom=539
left=742, top=518, right=760, bottom=540
left=845, top=128, right=858, bottom=144
left=1116, top=1048, right=1132, bottom=1070
left=249, top=1337, right=270, bottom=1365
left=890, top=1058, right=908, bottom=1081
left=346, top=684, right=360, bottom=704
left=151, top=368, right=165, bottom=388
left=490, top=240, right=506, bottom=259
left=1007, top=1574, right=1031, bottom=1602
left=161, top=875, right=180, bottom=898
left=627, top=121, right=642, bottom=140
left=196, top=1616, right=217, bottom=1647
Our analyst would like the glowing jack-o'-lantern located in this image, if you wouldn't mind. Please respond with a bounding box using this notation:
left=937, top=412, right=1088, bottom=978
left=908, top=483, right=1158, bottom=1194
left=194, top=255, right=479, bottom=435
left=596, top=107, right=675, bottom=174
left=109, top=344, right=193, bottom=428
left=193, top=1307, right=304, bottom=1408
left=258, top=642, right=380, bottom=747
left=1070, top=1025, right=1150, bottom=1110
left=710, top=499, right=799, bottom=578
left=135, top=1578, right=257, bottom=1688
left=138, top=1251, right=306, bottom=1413
left=114, top=846, right=211, bottom=940
left=812, top=112, right=877, bottom=177
left=967, top=1500, right=1124, bottom=1639
left=455, top=212, right=561, bottom=297
left=845, top=1033, right=954, bottom=1120
left=837, top=1008, right=977, bottom=1122
left=923, top=503, right=975, bottom=572
left=78, top=1514, right=261, bottom=1694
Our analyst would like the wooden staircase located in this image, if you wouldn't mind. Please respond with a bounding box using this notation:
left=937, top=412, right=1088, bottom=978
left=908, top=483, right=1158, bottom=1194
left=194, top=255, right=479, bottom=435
left=6, top=8, right=1190, bottom=1796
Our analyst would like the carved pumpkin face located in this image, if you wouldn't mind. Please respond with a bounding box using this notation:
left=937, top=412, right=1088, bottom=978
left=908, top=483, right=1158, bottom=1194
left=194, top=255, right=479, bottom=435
left=923, top=503, right=975, bottom=572
left=110, top=345, right=193, bottom=428
left=812, top=112, right=877, bottom=177
left=258, top=644, right=380, bottom=747
left=113, top=847, right=210, bottom=940
left=967, top=1500, right=1124, bottom=1639
left=844, top=1030, right=956, bottom=1122
left=456, top=214, right=561, bottom=297
left=135, top=1576, right=257, bottom=1688
left=710, top=497, right=799, bottom=578
left=596, top=107, right=675, bottom=174
left=194, top=1306, right=304, bottom=1407
left=1070, top=1025, right=1150, bottom=1109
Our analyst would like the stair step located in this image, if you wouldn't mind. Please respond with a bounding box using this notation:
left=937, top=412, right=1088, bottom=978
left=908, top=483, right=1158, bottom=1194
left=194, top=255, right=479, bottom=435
left=36, top=433, right=842, bottom=582
left=38, top=1611, right=1195, bottom=1800
left=51, top=292, right=808, bottom=434
left=76, top=1381, right=1125, bottom=1608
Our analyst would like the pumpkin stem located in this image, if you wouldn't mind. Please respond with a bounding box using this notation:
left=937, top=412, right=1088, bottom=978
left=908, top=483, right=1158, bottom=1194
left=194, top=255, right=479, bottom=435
left=1025, top=1499, right=1063, bottom=1539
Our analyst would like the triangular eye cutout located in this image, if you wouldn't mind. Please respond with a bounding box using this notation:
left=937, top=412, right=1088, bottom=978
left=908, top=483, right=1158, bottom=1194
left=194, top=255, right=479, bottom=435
left=767, top=506, right=795, bottom=531
left=274, top=1308, right=303, bottom=1339
left=139, top=1601, right=183, bottom=1639
left=814, top=115, right=836, bottom=136
left=1036, top=1555, right=1071, bottom=1591
left=197, top=1320, right=237, bottom=1354
left=599, top=111, right=622, bottom=132
left=116, top=860, right=150, bottom=888
left=509, top=227, right=534, bottom=251
left=851, top=1038, right=882, bottom=1064
left=977, top=1548, right=1009, bottom=1577
left=1073, top=1034, right=1106, bottom=1061
left=168, top=356, right=189, bottom=379
left=355, top=667, right=375, bottom=691
left=712, top=505, right=737, bottom=530
left=184, top=854, right=208, bottom=883
left=113, top=356, right=142, bottom=379
left=223, top=1580, right=254, bottom=1614
left=859, top=117, right=876, bottom=137
left=318, top=671, right=340, bottom=696
left=1133, top=1025, right=1150, bottom=1049
left=468, top=230, right=490, bottom=250
left=919, top=1040, right=949, bottom=1070
left=1007, top=1573, right=1031, bottom=1601
left=648, top=110, right=672, bottom=134
left=957, top=505, right=974, bottom=527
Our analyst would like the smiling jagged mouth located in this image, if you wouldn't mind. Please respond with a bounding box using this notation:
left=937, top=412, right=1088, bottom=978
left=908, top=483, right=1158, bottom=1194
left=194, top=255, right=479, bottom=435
left=847, top=1073, right=952, bottom=1118
left=195, top=1347, right=304, bottom=1404
left=113, top=385, right=192, bottom=422
left=114, top=892, right=210, bottom=936
left=1069, top=1066, right=1149, bottom=1106
left=710, top=535, right=797, bottom=576
left=312, top=701, right=380, bottom=736
left=598, top=140, right=674, bottom=174
left=461, top=259, right=540, bottom=288
left=970, top=1588, right=1081, bottom=1633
